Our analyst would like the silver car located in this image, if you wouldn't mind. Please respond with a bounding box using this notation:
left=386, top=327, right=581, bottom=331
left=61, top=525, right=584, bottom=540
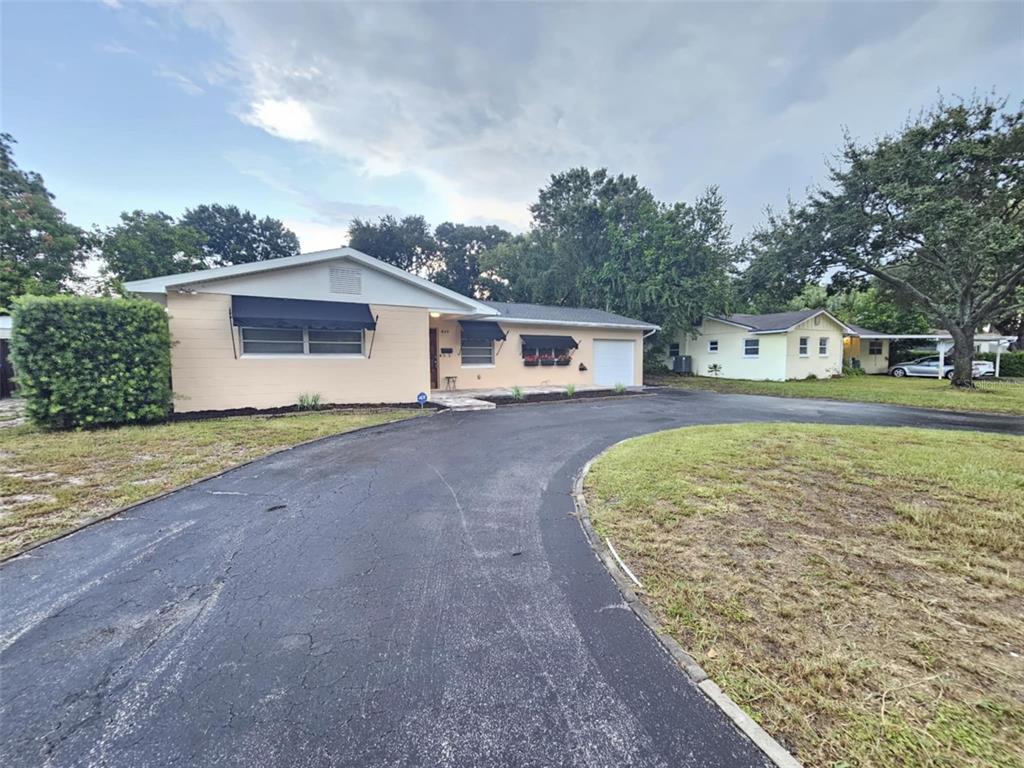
left=888, top=356, right=995, bottom=379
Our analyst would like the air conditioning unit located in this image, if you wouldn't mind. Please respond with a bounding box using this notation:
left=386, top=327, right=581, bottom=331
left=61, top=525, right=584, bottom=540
left=673, top=355, right=692, bottom=375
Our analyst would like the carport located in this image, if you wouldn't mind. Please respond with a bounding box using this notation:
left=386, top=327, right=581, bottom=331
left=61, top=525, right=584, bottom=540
left=853, top=330, right=1016, bottom=378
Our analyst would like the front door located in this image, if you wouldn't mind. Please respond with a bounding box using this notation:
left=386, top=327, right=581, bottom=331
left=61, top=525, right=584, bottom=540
left=429, top=328, right=439, bottom=389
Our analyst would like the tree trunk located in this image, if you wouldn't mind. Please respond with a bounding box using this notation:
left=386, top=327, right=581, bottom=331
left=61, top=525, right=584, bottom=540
left=948, top=326, right=976, bottom=388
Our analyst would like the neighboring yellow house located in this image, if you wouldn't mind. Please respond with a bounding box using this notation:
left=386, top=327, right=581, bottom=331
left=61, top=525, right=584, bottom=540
left=124, top=248, right=656, bottom=412
left=843, top=324, right=892, bottom=374
left=664, top=309, right=849, bottom=380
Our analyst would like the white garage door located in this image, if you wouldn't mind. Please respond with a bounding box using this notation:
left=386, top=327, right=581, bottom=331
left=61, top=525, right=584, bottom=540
left=593, top=339, right=635, bottom=387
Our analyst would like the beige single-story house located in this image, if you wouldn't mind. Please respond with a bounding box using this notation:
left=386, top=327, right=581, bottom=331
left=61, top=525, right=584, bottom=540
left=124, top=248, right=656, bottom=413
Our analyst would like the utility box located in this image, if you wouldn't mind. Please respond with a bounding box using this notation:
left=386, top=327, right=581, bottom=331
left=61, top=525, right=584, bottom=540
left=673, top=355, right=692, bottom=375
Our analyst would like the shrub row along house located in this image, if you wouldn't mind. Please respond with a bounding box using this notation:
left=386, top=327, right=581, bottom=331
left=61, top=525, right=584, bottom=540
left=124, top=248, right=655, bottom=412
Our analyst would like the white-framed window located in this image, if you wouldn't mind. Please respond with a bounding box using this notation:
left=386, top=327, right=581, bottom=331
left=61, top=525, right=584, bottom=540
left=868, top=340, right=884, bottom=355
left=309, top=329, right=363, bottom=355
left=798, top=336, right=809, bottom=356
left=461, top=339, right=494, bottom=365
left=818, top=337, right=829, bottom=356
left=668, top=343, right=680, bottom=357
left=240, top=327, right=363, bottom=356
left=708, top=340, right=719, bottom=353
left=744, top=338, right=759, bottom=357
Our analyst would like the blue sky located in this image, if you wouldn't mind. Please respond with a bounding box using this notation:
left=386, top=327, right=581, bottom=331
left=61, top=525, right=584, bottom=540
left=3, top=1, right=1022, bottom=251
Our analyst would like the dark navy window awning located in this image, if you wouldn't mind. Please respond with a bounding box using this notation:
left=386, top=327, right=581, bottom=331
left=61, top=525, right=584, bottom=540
left=459, top=320, right=506, bottom=341
left=231, top=295, right=376, bottom=331
left=520, top=334, right=578, bottom=350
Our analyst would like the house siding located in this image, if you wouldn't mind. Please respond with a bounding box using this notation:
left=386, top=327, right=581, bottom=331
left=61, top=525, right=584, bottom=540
left=166, top=292, right=429, bottom=412
left=433, top=319, right=644, bottom=389
left=672, top=319, right=788, bottom=380
left=784, top=315, right=846, bottom=379
left=844, top=337, right=890, bottom=374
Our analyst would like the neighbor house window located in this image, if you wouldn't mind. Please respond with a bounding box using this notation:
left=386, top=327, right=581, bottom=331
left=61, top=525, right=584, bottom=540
left=798, top=336, right=809, bottom=356
left=461, top=339, right=494, bottom=365
left=708, top=340, right=719, bottom=353
left=819, top=337, right=829, bottom=356
left=668, top=343, right=680, bottom=357
left=744, top=339, right=759, bottom=357
left=868, top=340, right=884, bottom=355
left=241, top=327, right=363, bottom=356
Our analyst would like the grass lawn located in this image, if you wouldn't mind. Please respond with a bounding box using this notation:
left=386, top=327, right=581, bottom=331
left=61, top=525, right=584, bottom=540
left=0, top=408, right=421, bottom=559
left=648, top=373, right=1024, bottom=416
left=585, top=423, right=1024, bottom=768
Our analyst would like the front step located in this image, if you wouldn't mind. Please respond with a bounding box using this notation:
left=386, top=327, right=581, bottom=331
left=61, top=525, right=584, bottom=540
left=429, top=394, right=496, bottom=412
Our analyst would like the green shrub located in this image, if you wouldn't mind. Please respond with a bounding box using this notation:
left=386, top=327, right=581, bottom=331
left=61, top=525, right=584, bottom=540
left=842, top=364, right=867, bottom=376
left=613, top=382, right=627, bottom=394
left=11, top=295, right=172, bottom=429
left=510, top=386, right=524, bottom=401
left=565, top=384, right=576, bottom=398
left=976, top=350, right=1024, bottom=377
left=297, top=392, right=322, bottom=410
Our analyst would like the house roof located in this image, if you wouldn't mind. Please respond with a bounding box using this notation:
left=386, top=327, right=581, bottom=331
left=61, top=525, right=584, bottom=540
left=479, top=301, right=658, bottom=330
left=709, top=309, right=850, bottom=334
left=845, top=323, right=887, bottom=337
left=122, top=247, right=498, bottom=316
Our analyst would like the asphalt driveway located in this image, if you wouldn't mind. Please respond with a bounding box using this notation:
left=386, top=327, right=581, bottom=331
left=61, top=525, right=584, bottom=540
left=3, top=391, right=1021, bottom=767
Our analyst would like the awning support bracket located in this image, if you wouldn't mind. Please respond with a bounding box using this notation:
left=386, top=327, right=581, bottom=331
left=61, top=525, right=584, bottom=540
left=366, top=315, right=379, bottom=359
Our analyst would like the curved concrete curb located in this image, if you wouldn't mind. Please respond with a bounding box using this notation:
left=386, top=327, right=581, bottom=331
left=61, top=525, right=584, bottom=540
left=572, top=437, right=803, bottom=768
left=2, top=411, right=439, bottom=565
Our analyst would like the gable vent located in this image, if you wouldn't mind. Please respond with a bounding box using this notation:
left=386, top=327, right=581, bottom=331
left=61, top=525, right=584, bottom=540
left=329, top=266, right=362, bottom=295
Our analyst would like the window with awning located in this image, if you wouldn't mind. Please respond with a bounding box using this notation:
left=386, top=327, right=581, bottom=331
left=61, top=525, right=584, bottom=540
left=458, top=320, right=506, bottom=341
left=520, top=334, right=579, bottom=352
left=231, top=295, right=375, bottom=357
left=231, top=295, right=376, bottom=331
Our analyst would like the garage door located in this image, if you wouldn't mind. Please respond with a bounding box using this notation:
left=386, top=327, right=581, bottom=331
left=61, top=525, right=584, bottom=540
left=593, top=339, right=635, bottom=387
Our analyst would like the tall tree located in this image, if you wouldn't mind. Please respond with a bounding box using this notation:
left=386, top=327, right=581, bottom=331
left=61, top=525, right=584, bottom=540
left=0, top=133, right=88, bottom=308
left=801, top=95, right=1024, bottom=387
left=736, top=205, right=822, bottom=313
left=431, top=222, right=511, bottom=297
left=347, top=215, right=436, bottom=274
left=99, top=210, right=207, bottom=283
left=181, top=204, right=300, bottom=266
left=483, top=169, right=736, bottom=335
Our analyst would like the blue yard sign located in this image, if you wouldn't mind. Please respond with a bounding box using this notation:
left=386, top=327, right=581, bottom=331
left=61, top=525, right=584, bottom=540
left=417, top=392, right=428, bottom=408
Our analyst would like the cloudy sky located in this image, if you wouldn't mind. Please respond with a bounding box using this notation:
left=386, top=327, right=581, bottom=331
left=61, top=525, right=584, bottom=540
left=3, top=1, right=1022, bottom=251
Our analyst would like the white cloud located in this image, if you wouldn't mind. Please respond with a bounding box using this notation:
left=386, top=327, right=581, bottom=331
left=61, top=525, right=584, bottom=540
left=170, top=1, right=1022, bottom=234
left=282, top=218, right=350, bottom=252
left=244, top=98, right=320, bottom=143
left=154, top=66, right=204, bottom=96
left=100, top=42, right=136, bottom=55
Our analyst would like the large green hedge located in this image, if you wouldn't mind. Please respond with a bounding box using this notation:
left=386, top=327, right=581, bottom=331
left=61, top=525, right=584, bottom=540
left=977, top=350, right=1024, bottom=377
left=11, top=295, right=172, bottom=429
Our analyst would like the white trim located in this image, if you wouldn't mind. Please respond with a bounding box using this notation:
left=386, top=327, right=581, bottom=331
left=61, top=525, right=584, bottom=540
left=460, top=364, right=496, bottom=369
left=123, top=247, right=498, bottom=317
left=743, top=338, right=760, bottom=357
left=707, top=340, right=719, bottom=353
left=239, top=353, right=367, bottom=360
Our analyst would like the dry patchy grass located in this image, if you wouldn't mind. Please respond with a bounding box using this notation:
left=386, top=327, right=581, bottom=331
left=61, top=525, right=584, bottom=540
left=648, top=373, right=1024, bottom=416
left=0, top=408, right=420, bottom=559
left=585, top=423, right=1024, bottom=768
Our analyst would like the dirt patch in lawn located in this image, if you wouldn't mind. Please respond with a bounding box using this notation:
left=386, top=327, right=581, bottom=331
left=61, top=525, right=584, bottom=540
left=585, top=423, right=1024, bottom=768
left=0, top=408, right=421, bottom=559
